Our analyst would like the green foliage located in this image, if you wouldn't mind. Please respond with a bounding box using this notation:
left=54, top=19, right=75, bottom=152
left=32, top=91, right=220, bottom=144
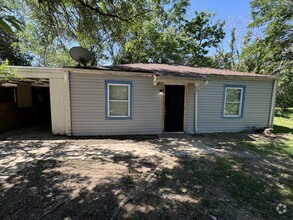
left=239, top=0, right=293, bottom=109
left=0, top=2, right=31, bottom=68
left=0, top=4, right=23, bottom=32
left=7, top=0, right=225, bottom=67
left=276, top=68, right=293, bottom=111
left=209, top=0, right=292, bottom=110
left=8, top=0, right=167, bottom=66
left=117, top=9, right=225, bottom=66
left=0, top=59, right=10, bottom=81
left=0, top=59, right=20, bottom=82
left=0, top=27, right=31, bottom=66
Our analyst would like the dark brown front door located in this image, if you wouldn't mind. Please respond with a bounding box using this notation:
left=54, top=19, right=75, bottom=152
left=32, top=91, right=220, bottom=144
left=164, top=85, right=185, bottom=132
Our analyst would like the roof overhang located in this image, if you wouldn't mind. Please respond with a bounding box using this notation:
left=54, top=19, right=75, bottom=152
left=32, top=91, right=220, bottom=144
left=1, top=77, right=50, bottom=88
left=1, top=66, right=64, bottom=87
left=153, top=74, right=204, bottom=86
left=64, top=67, right=153, bottom=77
left=5, top=66, right=277, bottom=85
left=205, top=74, right=277, bottom=81
left=8, top=66, right=65, bottom=79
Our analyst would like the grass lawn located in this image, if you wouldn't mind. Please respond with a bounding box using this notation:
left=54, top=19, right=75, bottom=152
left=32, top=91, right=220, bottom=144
left=155, top=109, right=293, bottom=219
left=158, top=154, right=292, bottom=219
left=238, top=108, right=293, bottom=156
left=206, top=108, right=293, bottom=219
left=274, top=108, right=293, bottom=133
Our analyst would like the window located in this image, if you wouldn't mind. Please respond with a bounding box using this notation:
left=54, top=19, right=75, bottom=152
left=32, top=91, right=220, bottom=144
left=105, top=80, right=132, bottom=119
left=223, top=85, right=245, bottom=118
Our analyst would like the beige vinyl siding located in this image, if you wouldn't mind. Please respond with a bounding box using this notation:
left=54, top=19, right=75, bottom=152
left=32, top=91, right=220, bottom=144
left=197, top=79, right=274, bottom=133
left=70, top=72, right=163, bottom=136
left=70, top=71, right=274, bottom=135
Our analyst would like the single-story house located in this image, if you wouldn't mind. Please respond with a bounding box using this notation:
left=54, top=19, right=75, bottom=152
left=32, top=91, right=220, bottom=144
left=0, top=63, right=277, bottom=136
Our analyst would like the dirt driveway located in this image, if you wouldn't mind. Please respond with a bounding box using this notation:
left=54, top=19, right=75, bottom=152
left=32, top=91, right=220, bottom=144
left=0, top=128, right=291, bottom=219
left=0, top=128, right=219, bottom=219
left=0, top=129, right=219, bottom=179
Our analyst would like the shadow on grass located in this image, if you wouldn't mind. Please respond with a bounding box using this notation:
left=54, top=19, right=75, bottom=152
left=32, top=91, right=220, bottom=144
left=129, top=155, right=292, bottom=220
left=274, top=108, right=293, bottom=134
left=238, top=137, right=293, bottom=157
left=275, top=108, right=293, bottom=118
left=275, top=113, right=291, bottom=119
left=273, top=124, right=293, bottom=134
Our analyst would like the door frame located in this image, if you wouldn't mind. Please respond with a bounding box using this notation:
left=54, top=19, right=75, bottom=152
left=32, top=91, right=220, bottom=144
left=162, top=84, right=187, bottom=133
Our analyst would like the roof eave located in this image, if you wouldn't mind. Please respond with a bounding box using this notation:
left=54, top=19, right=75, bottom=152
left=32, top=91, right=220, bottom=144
left=63, top=67, right=154, bottom=77
left=205, top=74, right=277, bottom=81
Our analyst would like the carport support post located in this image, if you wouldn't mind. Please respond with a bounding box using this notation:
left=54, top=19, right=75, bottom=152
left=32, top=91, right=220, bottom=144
left=49, top=71, right=70, bottom=135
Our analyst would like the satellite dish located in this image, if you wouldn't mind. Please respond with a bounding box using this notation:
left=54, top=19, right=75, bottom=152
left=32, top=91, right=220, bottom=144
left=69, top=46, right=92, bottom=67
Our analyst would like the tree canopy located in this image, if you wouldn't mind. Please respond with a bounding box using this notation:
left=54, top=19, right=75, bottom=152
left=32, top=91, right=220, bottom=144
left=195, top=0, right=292, bottom=109
left=9, top=0, right=167, bottom=66
left=8, top=0, right=225, bottom=66
left=0, top=27, right=31, bottom=66
left=0, top=3, right=29, bottom=81
left=0, top=4, right=23, bottom=32
left=240, top=0, right=292, bottom=74
left=240, top=0, right=293, bottom=109
left=116, top=10, right=225, bottom=66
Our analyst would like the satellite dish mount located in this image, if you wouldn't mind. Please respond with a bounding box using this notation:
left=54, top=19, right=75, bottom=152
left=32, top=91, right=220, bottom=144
left=69, top=46, right=92, bottom=67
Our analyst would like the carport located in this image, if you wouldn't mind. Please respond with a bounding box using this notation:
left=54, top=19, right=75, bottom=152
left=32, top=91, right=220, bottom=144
left=0, top=67, right=70, bottom=135
left=0, top=78, right=50, bottom=131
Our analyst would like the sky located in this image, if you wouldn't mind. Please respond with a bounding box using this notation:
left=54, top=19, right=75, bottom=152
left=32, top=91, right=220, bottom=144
left=189, top=0, right=251, bottom=21
left=188, top=0, right=252, bottom=53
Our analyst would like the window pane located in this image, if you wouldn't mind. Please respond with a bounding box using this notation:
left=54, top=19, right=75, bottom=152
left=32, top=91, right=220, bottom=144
left=226, top=88, right=241, bottom=102
left=109, top=85, right=128, bottom=100
left=109, top=101, right=128, bottom=116
left=225, top=103, right=240, bottom=116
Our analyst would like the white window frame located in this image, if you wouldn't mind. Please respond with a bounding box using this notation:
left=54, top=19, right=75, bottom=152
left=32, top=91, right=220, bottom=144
left=223, top=87, right=244, bottom=118
left=107, top=83, right=131, bottom=118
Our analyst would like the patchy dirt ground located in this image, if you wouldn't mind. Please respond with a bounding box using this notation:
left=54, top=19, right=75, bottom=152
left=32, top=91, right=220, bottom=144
left=0, top=128, right=292, bottom=219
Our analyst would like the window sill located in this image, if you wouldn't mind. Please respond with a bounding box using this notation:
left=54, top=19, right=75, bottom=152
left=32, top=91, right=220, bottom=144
left=222, top=115, right=243, bottom=119
left=105, top=116, right=132, bottom=120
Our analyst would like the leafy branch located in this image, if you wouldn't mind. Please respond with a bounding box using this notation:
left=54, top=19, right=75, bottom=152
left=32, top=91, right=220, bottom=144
left=0, top=5, right=23, bottom=32
left=0, top=60, right=21, bottom=82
